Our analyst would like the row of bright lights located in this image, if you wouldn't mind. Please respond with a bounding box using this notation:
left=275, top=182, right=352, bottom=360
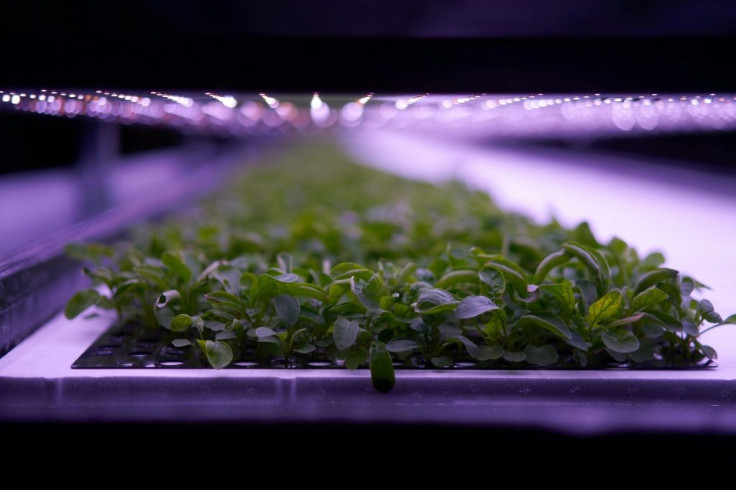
left=1, top=89, right=735, bottom=136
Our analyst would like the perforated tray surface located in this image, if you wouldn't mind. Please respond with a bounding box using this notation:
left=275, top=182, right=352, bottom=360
left=72, top=321, right=717, bottom=371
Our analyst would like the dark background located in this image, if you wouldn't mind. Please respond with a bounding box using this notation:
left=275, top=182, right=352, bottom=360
left=1, top=1, right=735, bottom=175
left=1, top=0, right=735, bottom=174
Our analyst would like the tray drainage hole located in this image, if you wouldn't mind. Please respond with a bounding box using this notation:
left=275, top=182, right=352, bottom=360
left=233, top=361, right=258, bottom=367
left=454, top=362, right=478, bottom=369
left=307, top=361, right=332, bottom=368
left=159, top=360, right=184, bottom=367
left=128, top=351, right=152, bottom=358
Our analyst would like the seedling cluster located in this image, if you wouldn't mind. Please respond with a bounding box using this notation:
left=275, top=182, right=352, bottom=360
left=65, top=144, right=734, bottom=392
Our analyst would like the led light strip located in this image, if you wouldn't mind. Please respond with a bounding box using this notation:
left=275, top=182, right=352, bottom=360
left=1, top=89, right=735, bottom=138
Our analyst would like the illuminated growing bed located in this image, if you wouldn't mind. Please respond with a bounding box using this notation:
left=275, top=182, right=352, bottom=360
left=1, top=92, right=735, bottom=433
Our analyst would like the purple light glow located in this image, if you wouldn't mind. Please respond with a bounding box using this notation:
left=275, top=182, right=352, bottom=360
left=2, top=89, right=736, bottom=139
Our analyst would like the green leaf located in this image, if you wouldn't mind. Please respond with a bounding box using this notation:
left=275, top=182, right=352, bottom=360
left=455, top=295, right=498, bottom=320
left=333, top=316, right=360, bottom=350
left=631, top=286, right=669, bottom=312
left=698, top=299, right=723, bottom=323
left=601, top=329, right=640, bottom=353
left=285, top=282, right=326, bottom=301
left=273, top=272, right=299, bottom=283
left=393, top=262, right=416, bottom=283
left=171, top=314, right=193, bottom=332
left=113, top=279, right=143, bottom=297
left=477, top=255, right=526, bottom=274
left=273, top=294, right=300, bottom=327
left=721, top=314, right=736, bottom=325
left=518, top=313, right=572, bottom=340
left=364, top=274, right=385, bottom=304
left=608, top=237, right=628, bottom=255
left=628, top=339, right=654, bottom=363
left=204, top=291, right=241, bottom=311
left=386, top=338, right=420, bottom=353
left=573, top=221, right=599, bottom=247
left=587, top=289, right=624, bottom=326
left=171, top=339, right=192, bottom=347
left=204, top=320, right=226, bottom=332
left=573, top=349, right=588, bottom=367
left=435, top=269, right=478, bottom=289
left=430, top=356, right=454, bottom=368
left=565, top=330, right=592, bottom=351
left=605, top=348, right=627, bottom=363
left=201, top=340, right=233, bottom=369
left=455, top=336, right=503, bottom=360
left=633, top=268, right=678, bottom=295
left=350, top=276, right=380, bottom=311
left=428, top=258, right=448, bottom=278
left=346, top=347, right=368, bottom=369
left=330, top=262, right=371, bottom=279
left=414, top=268, right=435, bottom=283
left=257, top=335, right=282, bottom=346
left=562, top=242, right=610, bottom=292
left=154, top=305, right=175, bottom=329
left=293, top=343, right=316, bottom=354
left=255, top=327, right=278, bottom=338
left=534, top=250, right=570, bottom=282
left=483, top=262, right=527, bottom=294
left=478, top=267, right=505, bottom=296
left=212, top=266, right=242, bottom=295
left=524, top=345, right=559, bottom=365
left=413, top=288, right=459, bottom=315
left=254, top=274, right=285, bottom=300
left=641, top=322, right=665, bottom=339
left=682, top=321, right=699, bottom=336
left=701, top=345, right=717, bottom=360
left=370, top=341, right=396, bottom=393
left=641, top=252, right=666, bottom=269
left=680, top=277, right=695, bottom=297
left=161, top=251, right=192, bottom=283
left=64, top=289, right=101, bottom=319
left=646, top=310, right=683, bottom=332
left=483, top=310, right=506, bottom=338
left=539, top=283, right=576, bottom=316
left=82, top=267, right=113, bottom=285
left=134, top=265, right=168, bottom=291
left=327, top=280, right=351, bottom=303
left=658, top=282, right=682, bottom=307
left=575, top=279, right=597, bottom=313
left=608, top=313, right=646, bottom=328
left=502, top=351, right=526, bottom=362
left=215, top=331, right=237, bottom=340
